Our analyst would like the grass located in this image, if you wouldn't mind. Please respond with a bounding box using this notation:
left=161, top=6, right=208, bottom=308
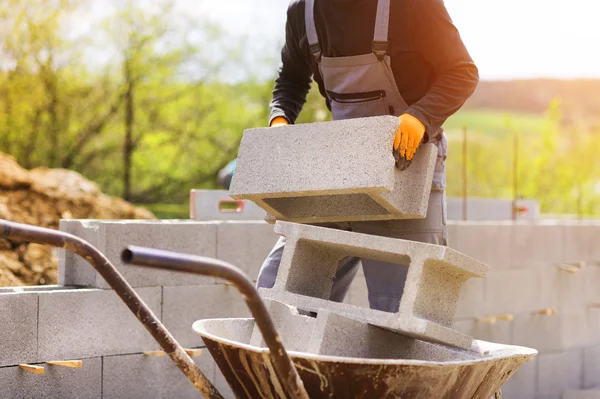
left=443, top=108, right=550, bottom=137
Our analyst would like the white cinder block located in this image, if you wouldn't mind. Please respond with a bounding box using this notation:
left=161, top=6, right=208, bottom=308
left=537, top=350, right=583, bottom=399
left=484, top=268, right=540, bottom=314
left=448, top=222, right=513, bottom=269
left=512, top=223, right=565, bottom=266
left=0, top=292, right=38, bottom=367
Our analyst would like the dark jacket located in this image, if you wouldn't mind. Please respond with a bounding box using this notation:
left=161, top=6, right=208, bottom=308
left=269, top=0, right=479, bottom=135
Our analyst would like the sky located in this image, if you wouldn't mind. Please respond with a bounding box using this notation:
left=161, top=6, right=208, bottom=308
left=174, top=0, right=600, bottom=81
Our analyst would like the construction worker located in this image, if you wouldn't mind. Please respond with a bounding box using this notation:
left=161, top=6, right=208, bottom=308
left=256, top=0, right=479, bottom=312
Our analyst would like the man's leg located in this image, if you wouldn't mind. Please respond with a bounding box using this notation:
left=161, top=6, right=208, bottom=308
left=352, top=190, right=447, bottom=312
left=256, top=224, right=360, bottom=303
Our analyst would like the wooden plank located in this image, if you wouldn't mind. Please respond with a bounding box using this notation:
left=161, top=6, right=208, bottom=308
left=19, top=364, right=44, bottom=375
left=47, top=360, right=83, bottom=368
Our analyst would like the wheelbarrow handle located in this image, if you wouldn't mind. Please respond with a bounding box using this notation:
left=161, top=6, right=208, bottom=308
left=0, top=219, right=222, bottom=399
left=122, top=245, right=310, bottom=399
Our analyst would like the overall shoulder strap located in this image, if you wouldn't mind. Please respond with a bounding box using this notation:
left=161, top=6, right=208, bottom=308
left=305, top=0, right=322, bottom=61
left=372, top=0, right=391, bottom=58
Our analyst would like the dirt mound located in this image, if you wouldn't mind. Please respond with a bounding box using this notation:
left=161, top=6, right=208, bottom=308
left=0, top=153, right=155, bottom=286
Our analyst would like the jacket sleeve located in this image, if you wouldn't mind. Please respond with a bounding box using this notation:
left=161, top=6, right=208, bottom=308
left=405, top=0, right=479, bottom=134
left=268, top=4, right=313, bottom=125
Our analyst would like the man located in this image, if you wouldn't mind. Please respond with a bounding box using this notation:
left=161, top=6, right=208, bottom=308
left=256, top=0, right=478, bottom=312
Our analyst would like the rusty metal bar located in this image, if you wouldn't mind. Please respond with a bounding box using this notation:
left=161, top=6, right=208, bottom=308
left=0, top=219, right=222, bottom=399
left=122, top=245, right=310, bottom=399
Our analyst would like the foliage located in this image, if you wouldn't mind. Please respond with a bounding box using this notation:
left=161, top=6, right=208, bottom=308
left=1, top=1, right=599, bottom=217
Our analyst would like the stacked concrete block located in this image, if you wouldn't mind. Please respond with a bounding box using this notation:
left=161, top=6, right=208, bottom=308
left=102, top=351, right=215, bottom=399
left=583, top=346, right=600, bottom=389
left=564, top=389, right=600, bottom=399
left=215, top=221, right=279, bottom=281
left=483, top=268, right=541, bottom=315
left=501, top=357, right=538, bottom=399
left=446, top=198, right=540, bottom=221
left=0, top=357, right=102, bottom=399
left=260, top=221, right=488, bottom=349
left=454, top=319, right=512, bottom=345
left=37, top=287, right=162, bottom=360
left=0, top=292, right=38, bottom=367
left=537, top=350, right=583, bottom=399
left=190, top=189, right=268, bottom=221
left=162, top=285, right=251, bottom=348
left=511, top=312, right=591, bottom=353
left=447, top=222, right=513, bottom=269
left=58, top=220, right=218, bottom=288
left=512, top=223, right=566, bottom=266
left=229, top=116, right=438, bottom=223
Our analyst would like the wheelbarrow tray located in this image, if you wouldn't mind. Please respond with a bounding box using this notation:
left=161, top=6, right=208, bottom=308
left=194, top=318, right=536, bottom=399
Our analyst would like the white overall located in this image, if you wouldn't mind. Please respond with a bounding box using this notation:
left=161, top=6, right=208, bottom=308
left=257, top=0, right=448, bottom=313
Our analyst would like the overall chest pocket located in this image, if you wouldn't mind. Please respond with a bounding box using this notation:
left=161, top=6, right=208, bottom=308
left=327, top=90, right=392, bottom=120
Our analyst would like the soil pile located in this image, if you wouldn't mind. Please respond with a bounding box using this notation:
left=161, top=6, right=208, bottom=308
left=0, top=153, right=155, bottom=286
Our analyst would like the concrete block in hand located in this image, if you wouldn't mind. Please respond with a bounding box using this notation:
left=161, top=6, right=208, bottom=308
left=260, top=221, right=488, bottom=349
left=102, top=352, right=215, bottom=399
left=216, top=221, right=279, bottom=281
left=162, top=285, right=251, bottom=348
left=229, top=116, right=437, bottom=223
left=0, top=357, right=101, bottom=399
left=537, top=350, right=583, bottom=399
left=37, top=287, right=161, bottom=360
left=0, top=292, right=38, bottom=367
left=58, top=220, right=218, bottom=288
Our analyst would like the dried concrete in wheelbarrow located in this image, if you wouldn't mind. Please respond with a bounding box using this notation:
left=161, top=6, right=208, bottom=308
left=193, top=316, right=537, bottom=399
left=259, top=221, right=488, bottom=349
left=229, top=116, right=438, bottom=223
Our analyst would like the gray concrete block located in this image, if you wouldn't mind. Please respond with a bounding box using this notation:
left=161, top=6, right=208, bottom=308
left=558, top=264, right=588, bottom=311
left=102, top=351, right=215, bottom=399
left=446, top=198, right=540, bottom=221
left=454, top=319, right=511, bottom=345
left=216, top=221, right=278, bottom=281
left=162, top=285, right=251, bottom=348
left=249, top=299, right=316, bottom=351
left=583, top=346, right=600, bottom=389
left=447, top=222, right=513, bottom=268
left=229, top=116, right=438, bottom=223
left=0, top=292, right=38, bottom=367
left=190, top=189, right=268, bottom=221
left=307, top=310, right=478, bottom=361
left=564, top=389, right=600, bottom=399
left=346, top=268, right=370, bottom=308
left=500, top=356, right=537, bottom=399
left=585, top=266, right=600, bottom=307
left=538, top=350, right=583, bottom=399
left=512, top=223, right=566, bottom=266
left=38, top=288, right=161, bottom=360
left=455, top=278, right=486, bottom=319
left=512, top=312, right=590, bottom=353
left=261, top=221, right=488, bottom=349
left=59, top=220, right=218, bottom=288
left=0, top=357, right=101, bottom=399
left=484, top=268, right=540, bottom=314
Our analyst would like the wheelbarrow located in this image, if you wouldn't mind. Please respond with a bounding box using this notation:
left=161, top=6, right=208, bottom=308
left=1, top=220, right=537, bottom=399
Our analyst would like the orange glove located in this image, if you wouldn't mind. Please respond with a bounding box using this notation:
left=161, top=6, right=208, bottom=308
left=393, top=113, right=426, bottom=161
left=270, top=116, right=289, bottom=127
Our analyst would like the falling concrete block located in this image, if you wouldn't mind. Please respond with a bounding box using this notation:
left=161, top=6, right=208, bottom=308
left=216, top=221, right=279, bottom=281
left=537, top=350, right=583, bottom=399
left=0, top=292, right=38, bottom=367
left=484, top=268, right=540, bottom=314
left=500, top=356, right=537, bottom=399
left=38, top=288, right=161, bottom=360
left=58, top=220, right=218, bottom=288
left=447, top=222, right=513, bottom=269
left=453, top=319, right=512, bottom=345
left=260, top=221, right=488, bottom=349
left=512, top=312, right=591, bottom=353
left=249, top=299, right=316, bottom=351
left=102, top=351, right=215, bottom=399
left=512, top=223, right=566, bottom=266
left=229, top=116, right=438, bottom=223
left=583, top=346, right=600, bottom=389
left=0, top=357, right=101, bottom=399
left=162, top=285, right=251, bottom=348
left=564, top=389, right=600, bottom=399
left=190, top=189, right=268, bottom=221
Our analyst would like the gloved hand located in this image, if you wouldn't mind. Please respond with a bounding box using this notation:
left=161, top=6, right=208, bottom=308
left=270, top=116, right=289, bottom=127
left=393, top=113, right=426, bottom=161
